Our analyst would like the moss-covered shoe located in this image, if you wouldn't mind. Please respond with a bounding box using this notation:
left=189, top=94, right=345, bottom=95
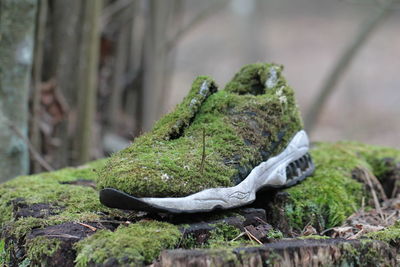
left=99, top=63, right=314, bottom=213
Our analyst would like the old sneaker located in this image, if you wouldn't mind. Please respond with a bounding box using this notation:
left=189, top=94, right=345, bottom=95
left=98, top=63, right=314, bottom=213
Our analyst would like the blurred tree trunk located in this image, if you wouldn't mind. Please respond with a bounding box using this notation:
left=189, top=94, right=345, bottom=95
left=74, top=0, right=102, bottom=165
left=41, top=0, right=102, bottom=167
left=30, top=0, right=47, bottom=173
left=0, top=0, right=37, bottom=181
left=45, top=0, right=83, bottom=169
left=141, top=0, right=176, bottom=131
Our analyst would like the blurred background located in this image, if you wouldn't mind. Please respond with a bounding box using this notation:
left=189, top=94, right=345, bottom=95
left=1, top=0, right=399, bottom=181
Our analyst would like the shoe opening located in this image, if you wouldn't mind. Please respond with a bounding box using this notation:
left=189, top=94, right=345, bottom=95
left=224, top=63, right=283, bottom=96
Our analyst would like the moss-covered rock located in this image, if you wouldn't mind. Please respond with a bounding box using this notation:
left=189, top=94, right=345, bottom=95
left=74, top=221, right=181, bottom=266
left=97, top=63, right=303, bottom=197
left=0, top=160, right=185, bottom=266
left=265, top=141, right=400, bottom=233
left=0, top=141, right=399, bottom=266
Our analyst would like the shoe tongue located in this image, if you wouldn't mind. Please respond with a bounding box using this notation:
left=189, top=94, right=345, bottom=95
left=224, top=63, right=282, bottom=95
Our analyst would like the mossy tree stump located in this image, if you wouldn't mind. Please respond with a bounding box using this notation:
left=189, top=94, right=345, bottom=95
left=1, top=142, right=400, bottom=266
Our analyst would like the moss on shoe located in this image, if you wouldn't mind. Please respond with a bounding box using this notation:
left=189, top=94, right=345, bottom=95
left=97, top=63, right=303, bottom=197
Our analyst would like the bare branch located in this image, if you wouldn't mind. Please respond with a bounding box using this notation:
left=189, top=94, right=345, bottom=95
left=7, top=122, right=54, bottom=172
left=304, top=0, right=395, bottom=132
left=166, top=0, right=229, bottom=51
left=101, top=0, right=134, bottom=29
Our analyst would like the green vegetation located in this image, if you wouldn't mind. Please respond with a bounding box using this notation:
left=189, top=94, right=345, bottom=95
left=0, top=159, right=126, bottom=237
left=0, top=159, right=129, bottom=266
left=26, top=237, right=61, bottom=264
left=366, top=221, right=400, bottom=246
left=97, top=63, right=303, bottom=197
left=207, top=223, right=250, bottom=248
left=283, top=142, right=400, bottom=231
left=180, top=222, right=254, bottom=249
left=267, top=229, right=284, bottom=239
left=74, top=221, right=181, bottom=266
left=0, top=239, right=5, bottom=265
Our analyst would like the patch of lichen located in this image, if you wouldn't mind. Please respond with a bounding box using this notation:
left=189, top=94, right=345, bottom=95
left=283, top=142, right=400, bottom=231
left=0, top=159, right=125, bottom=240
left=25, top=236, right=61, bottom=265
left=97, top=63, right=303, bottom=197
left=74, top=220, right=181, bottom=266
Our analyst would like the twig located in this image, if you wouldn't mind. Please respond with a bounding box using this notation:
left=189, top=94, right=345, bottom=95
left=176, top=228, right=186, bottom=248
left=385, top=211, right=398, bottom=225
left=166, top=0, right=229, bottom=51
left=101, top=0, right=134, bottom=29
left=244, top=228, right=263, bottom=245
left=7, top=121, right=54, bottom=172
left=304, top=0, right=395, bottom=132
left=255, top=216, right=269, bottom=225
left=362, top=168, right=384, bottom=221
left=98, top=219, right=131, bottom=225
left=77, top=222, right=97, bottom=232
left=230, top=232, right=245, bottom=242
left=200, top=128, right=206, bottom=175
left=391, top=182, right=399, bottom=198
left=44, top=234, right=80, bottom=239
left=348, top=228, right=365, bottom=240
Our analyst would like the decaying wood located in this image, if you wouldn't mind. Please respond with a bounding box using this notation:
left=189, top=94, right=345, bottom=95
left=157, top=239, right=397, bottom=267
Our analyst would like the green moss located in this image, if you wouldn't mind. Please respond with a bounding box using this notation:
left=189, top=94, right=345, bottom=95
left=266, top=229, right=283, bottom=239
left=365, top=221, right=400, bottom=246
left=0, top=239, right=5, bottom=265
left=181, top=222, right=253, bottom=249
left=224, top=63, right=282, bottom=95
left=207, top=223, right=244, bottom=248
left=283, top=142, right=400, bottom=231
left=97, top=63, right=303, bottom=197
left=25, top=237, right=61, bottom=264
left=74, top=221, right=181, bottom=266
left=0, top=159, right=125, bottom=240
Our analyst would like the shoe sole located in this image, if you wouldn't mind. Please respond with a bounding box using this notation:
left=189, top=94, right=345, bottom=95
left=100, top=130, right=314, bottom=214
